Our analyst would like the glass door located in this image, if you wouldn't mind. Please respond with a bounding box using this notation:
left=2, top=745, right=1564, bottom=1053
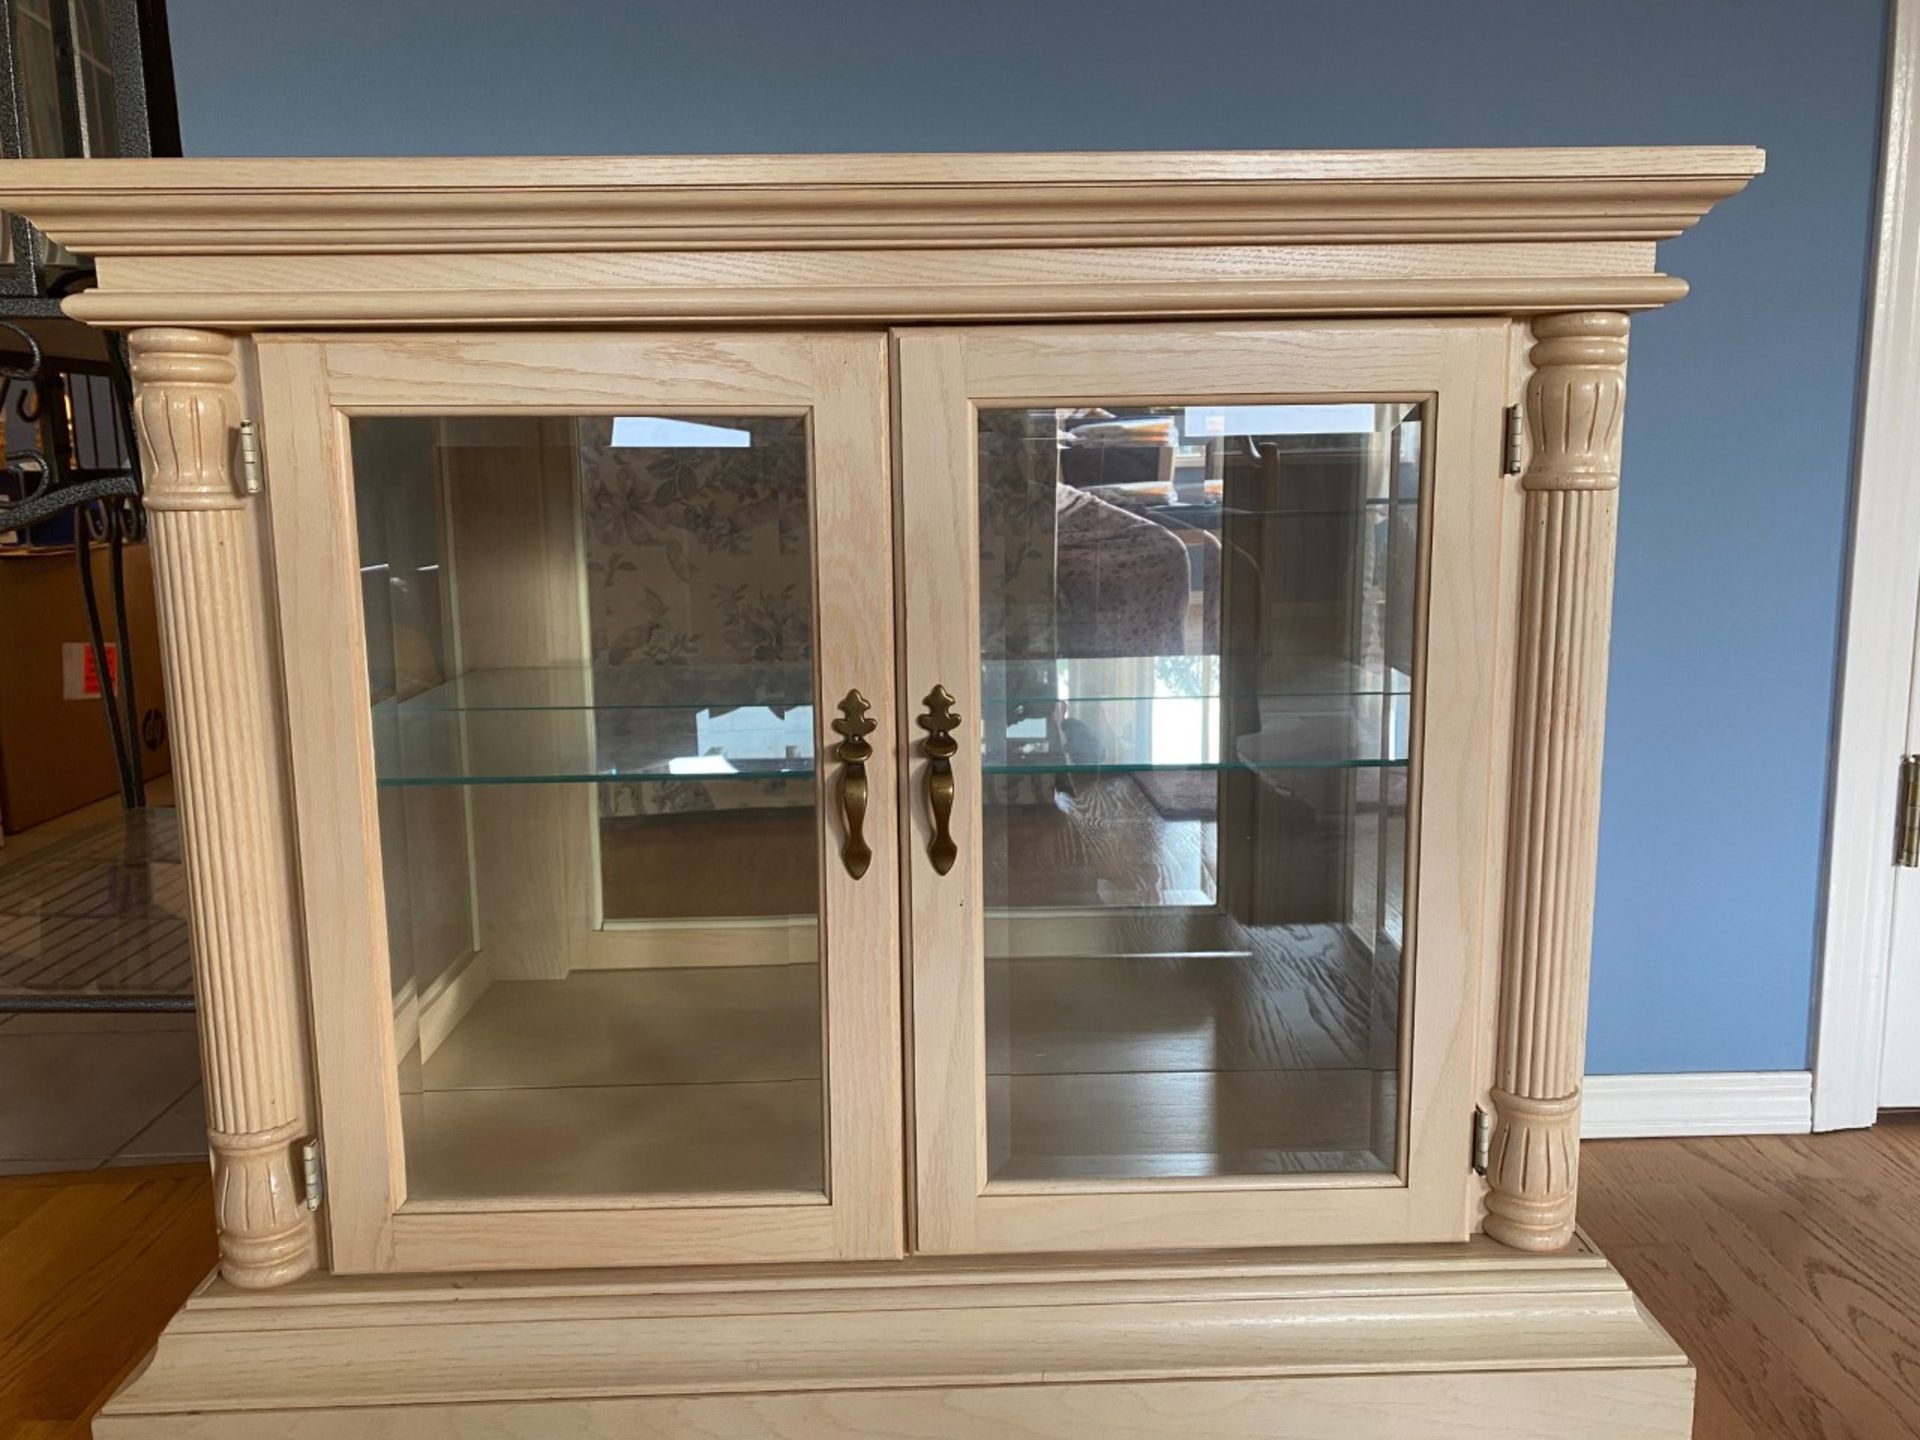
left=897, top=321, right=1510, bottom=1253
left=262, top=332, right=902, bottom=1271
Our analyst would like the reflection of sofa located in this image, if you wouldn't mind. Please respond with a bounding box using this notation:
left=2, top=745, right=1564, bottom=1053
left=1055, top=483, right=1223, bottom=660
left=1054, top=485, right=1191, bottom=658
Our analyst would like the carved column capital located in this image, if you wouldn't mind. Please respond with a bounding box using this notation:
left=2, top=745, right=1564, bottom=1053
left=1522, top=311, right=1628, bottom=492
left=1486, top=310, right=1630, bottom=1253
left=128, top=327, right=245, bottom=512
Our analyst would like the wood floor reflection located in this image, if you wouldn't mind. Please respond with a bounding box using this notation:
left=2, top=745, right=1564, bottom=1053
left=457, top=772, right=1398, bottom=1196
left=400, top=926, right=1395, bottom=1200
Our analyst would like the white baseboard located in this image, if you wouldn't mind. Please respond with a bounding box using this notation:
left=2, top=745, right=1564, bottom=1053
left=1580, top=1071, right=1814, bottom=1139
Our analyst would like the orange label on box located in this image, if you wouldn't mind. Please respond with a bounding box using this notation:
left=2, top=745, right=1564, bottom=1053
left=61, top=641, right=118, bottom=700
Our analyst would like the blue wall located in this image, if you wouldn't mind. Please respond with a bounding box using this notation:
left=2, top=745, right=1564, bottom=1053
left=164, top=0, right=1888, bottom=1074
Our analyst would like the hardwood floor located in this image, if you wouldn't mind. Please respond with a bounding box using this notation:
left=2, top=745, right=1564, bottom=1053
left=1580, top=1114, right=1920, bottom=1439
left=0, top=1164, right=213, bottom=1440
left=4, top=1125, right=1918, bottom=1437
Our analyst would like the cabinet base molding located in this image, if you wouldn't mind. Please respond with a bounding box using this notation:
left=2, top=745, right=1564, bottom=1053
left=97, top=1236, right=1691, bottom=1440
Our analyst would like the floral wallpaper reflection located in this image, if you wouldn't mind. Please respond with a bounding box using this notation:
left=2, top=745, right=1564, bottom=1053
left=576, top=416, right=813, bottom=821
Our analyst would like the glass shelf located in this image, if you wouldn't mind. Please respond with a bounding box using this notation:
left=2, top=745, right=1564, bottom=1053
left=394, top=664, right=814, bottom=714
left=390, top=656, right=1407, bottom=714
left=371, top=661, right=1411, bottom=789
left=370, top=702, right=816, bottom=788
left=984, top=655, right=1409, bottom=705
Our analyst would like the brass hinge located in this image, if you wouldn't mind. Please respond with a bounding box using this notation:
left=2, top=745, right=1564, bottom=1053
left=1900, top=754, right=1920, bottom=867
left=1471, top=1106, right=1493, bottom=1175
left=237, top=419, right=264, bottom=495
left=1502, top=405, right=1524, bottom=476
left=299, top=1136, right=324, bottom=1212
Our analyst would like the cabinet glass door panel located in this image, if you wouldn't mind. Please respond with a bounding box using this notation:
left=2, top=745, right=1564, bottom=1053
left=264, top=332, right=900, bottom=1271
left=353, top=413, right=824, bottom=1203
left=978, top=402, right=1418, bottom=1185
left=899, top=323, right=1507, bottom=1254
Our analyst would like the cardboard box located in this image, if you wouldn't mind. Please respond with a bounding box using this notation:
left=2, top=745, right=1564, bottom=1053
left=0, top=541, right=172, bottom=833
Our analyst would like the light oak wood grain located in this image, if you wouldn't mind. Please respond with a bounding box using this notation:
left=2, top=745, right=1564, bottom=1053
left=88, top=1372, right=1696, bottom=1440
left=1485, top=313, right=1630, bottom=1251
left=897, top=320, right=1507, bottom=1255
left=0, top=149, right=1763, bottom=329
left=41, top=1130, right=1920, bottom=1440
left=74, top=244, right=1684, bottom=331
left=128, top=328, right=318, bottom=1288
left=23, top=145, right=1762, bottom=1440
left=73, top=272, right=1699, bottom=329
left=0, top=147, right=1763, bottom=256
left=256, top=336, right=405, bottom=1273
left=112, top=240, right=1667, bottom=297
left=91, top=1238, right=1689, bottom=1438
left=262, top=330, right=903, bottom=1273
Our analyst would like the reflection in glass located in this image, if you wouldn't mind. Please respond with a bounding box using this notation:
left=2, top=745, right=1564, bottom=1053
left=9, top=0, right=120, bottom=157
left=351, top=415, right=822, bottom=1202
left=6, top=0, right=118, bottom=275
left=979, top=402, right=1421, bottom=1183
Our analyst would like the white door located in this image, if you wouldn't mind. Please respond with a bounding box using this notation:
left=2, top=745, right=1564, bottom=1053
left=1819, top=0, right=1920, bottom=1127
left=1883, top=633, right=1920, bottom=1107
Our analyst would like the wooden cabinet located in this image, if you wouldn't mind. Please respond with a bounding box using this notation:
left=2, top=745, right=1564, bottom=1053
left=0, top=146, right=1760, bottom=1438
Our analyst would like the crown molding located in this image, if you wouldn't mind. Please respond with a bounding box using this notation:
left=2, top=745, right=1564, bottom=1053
left=0, top=147, right=1765, bottom=255
left=0, top=148, right=1764, bottom=328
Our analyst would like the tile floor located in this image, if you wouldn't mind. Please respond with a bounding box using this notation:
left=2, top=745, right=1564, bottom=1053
left=0, top=775, right=189, bottom=1000
left=0, top=1009, right=204, bottom=1173
left=0, top=778, right=208, bottom=1176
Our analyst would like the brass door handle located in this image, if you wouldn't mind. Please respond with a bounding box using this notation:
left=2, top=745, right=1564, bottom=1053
left=917, top=685, right=961, bottom=875
left=831, top=690, right=876, bottom=880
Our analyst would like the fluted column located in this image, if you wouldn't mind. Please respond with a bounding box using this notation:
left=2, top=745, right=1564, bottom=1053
left=1485, top=311, right=1629, bottom=1252
left=130, top=327, right=316, bottom=1287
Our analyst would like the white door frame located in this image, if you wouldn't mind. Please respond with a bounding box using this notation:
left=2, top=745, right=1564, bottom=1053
left=1814, top=0, right=1920, bottom=1130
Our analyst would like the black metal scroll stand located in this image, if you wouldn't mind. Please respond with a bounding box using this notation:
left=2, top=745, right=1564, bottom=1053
left=1, top=318, right=148, bottom=810
left=0, top=318, right=190, bottom=1014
